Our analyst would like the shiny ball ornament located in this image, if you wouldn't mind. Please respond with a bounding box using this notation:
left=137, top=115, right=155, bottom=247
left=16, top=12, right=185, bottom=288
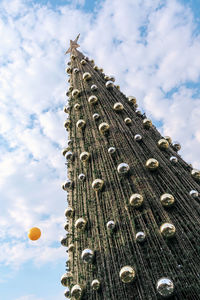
left=72, top=89, right=80, bottom=98
left=105, top=80, right=114, bottom=89
left=191, top=169, right=200, bottom=182
left=189, top=190, right=199, bottom=198
left=66, top=91, right=70, bottom=97
left=90, top=59, right=94, bottom=63
left=62, top=180, right=73, bottom=191
left=65, top=207, right=74, bottom=218
left=91, top=84, right=98, bottom=91
left=172, top=141, right=181, bottom=151
left=84, top=56, right=89, bottom=61
left=93, top=65, right=98, bottom=70
left=64, top=287, right=70, bottom=298
left=80, top=59, right=86, bottom=65
left=71, top=54, right=76, bottom=60
left=117, top=163, right=130, bottom=174
left=64, top=119, right=71, bottom=129
left=106, top=220, right=115, bottom=230
left=99, top=122, right=110, bottom=134
left=109, top=76, right=115, bottom=82
left=164, top=136, right=172, bottom=144
left=120, top=266, right=136, bottom=283
left=116, top=85, right=120, bottom=90
left=60, top=237, right=68, bottom=247
left=160, top=194, right=175, bottom=207
left=156, top=277, right=174, bottom=297
left=108, top=147, right=116, bottom=154
left=88, top=95, right=98, bottom=105
left=145, top=158, right=159, bottom=170
left=80, top=151, right=90, bottom=162
left=92, top=179, right=104, bottom=191
left=63, top=106, right=70, bottom=113
left=73, top=68, right=79, bottom=73
left=99, top=68, right=103, bottom=72
left=61, top=272, right=73, bottom=287
left=71, top=284, right=82, bottom=299
left=127, top=96, right=136, bottom=104
left=65, top=151, right=73, bottom=161
left=67, top=139, right=72, bottom=147
left=68, top=86, right=73, bottom=92
left=160, top=223, right=176, bottom=238
left=78, top=173, right=86, bottom=181
left=136, top=109, right=142, bottom=116
left=67, top=61, right=71, bottom=66
left=66, top=67, right=71, bottom=74
left=124, top=117, right=132, bottom=125
left=113, top=102, right=124, bottom=111
left=129, top=193, right=143, bottom=207
left=93, top=113, right=100, bottom=120
left=74, top=103, right=81, bottom=110
left=75, top=217, right=87, bottom=231
left=76, top=119, right=86, bottom=129
left=62, top=147, right=69, bottom=157
left=104, top=75, right=110, bottom=81
left=170, top=156, right=178, bottom=164
left=83, top=72, right=91, bottom=81
left=68, top=243, right=75, bottom=252
left=81, top=248, right=94, bottom=263
left=136, top=231, right=146, bottom=243
left=143, top=118, right=152, bottom=129
left=158, top=139, right=169, bottom=150
left=28, top=227, right=41, bottom=241
left=134, top=134, right=142, bottom=142
left=91, top=279, right=100, bottom=290
left=64, top=222, right=69, bottom=231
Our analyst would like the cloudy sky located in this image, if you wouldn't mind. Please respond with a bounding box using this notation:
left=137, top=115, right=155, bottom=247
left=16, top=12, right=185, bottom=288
left=0, top=0, right=200, bottom=299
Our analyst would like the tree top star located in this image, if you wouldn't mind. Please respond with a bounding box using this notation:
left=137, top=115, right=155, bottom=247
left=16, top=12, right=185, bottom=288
left=65, top=34, right=80, bottom=54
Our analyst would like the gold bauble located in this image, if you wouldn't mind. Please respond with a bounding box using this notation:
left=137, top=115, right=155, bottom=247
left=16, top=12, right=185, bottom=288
left=74, top=103, right=81, bottom=110
left=127, top=96, right=136, bottom=104
left=80, top=151, right=90, bottom=162
left=158, top=139, right=169, bottom=149
left=75, top=217, right=87, bottom=231
left=119, top=266, right=136, bottom=283
left=143, top=118, right=152, bottom=129
left=160, top=194, right=175, bottom=207
left=124, top=117, right=132, bottom=125
left=164, top=136, right=172, bottom=144
left=80, top=59, right=86, bottom=65
left=83, top=72, right=91, bottom=81
left=113, top=102, right=124, bottom=111
left=88, top=95, right=98, bottom=105
left=71, top=284, right=82, bottom=299
left=93, top=65, right=98, bottom=70
left=191, top=169, right=200, bottom=182
left=61, top=272, right=73, bottom=287
left=64, top=119, right=71, bottom=129
left=104, top=75, right=110, bottom=81
left=68, top=243, right=75, bottom=252
left=71, top=54, right=76, bottom=60
left=160, top=223, right=176, bottom=238
left=99, top=122, right=110, bottom=134
left=129, top=193, right=143, bottom=207
left=63, top=106, right=70, bottom=113
left=72, top=89, right=80, bottom=98
left=91, top=279, right=100, bottom=290
left=76, top=119, right=86, bottom=129
left=145, top=158, right=159, bottom=170
left=92, top=179, right=104, bottom=191
left=66, top=67, right=71, bottom=74
left=68, top=86, right=73, bottom=92
left=116, top=85, right=120, bottom=90
left=65, top=207, right=74, bottom=218
left=99, top=68, right=103, bottom=72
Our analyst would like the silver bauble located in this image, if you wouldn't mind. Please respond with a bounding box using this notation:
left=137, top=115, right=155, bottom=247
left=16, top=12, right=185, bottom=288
left=81, top=248, right=94, bottom=263
left=156, top=277, right=174, bottom=297
left=117, top=163, right=130, bottom=174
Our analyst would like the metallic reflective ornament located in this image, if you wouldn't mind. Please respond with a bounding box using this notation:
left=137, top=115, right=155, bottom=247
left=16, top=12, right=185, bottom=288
left=104, top=75, right=110, bottom=81
left=119, top=266, right=136, bottom=283
left=160, top=194, right=175, bottom=207
left=136, top=109, right=142, bottom=116
left=113, top=102, right=124, bottom=111
left=106, top=220, right=115, bottom=230
left=143, top=118, right=152, bottom=129
left=145, top=158, right=159, bottom=170
left=75, top=217, right=87, bottom=231
left=78, top=173, right=86, bottom=181
left=164, top=136, right=172, bottom=144
left=156, top=277, right=174, bottom=297
left=124, top=117, right=132, bottom=125
left=92, top=179, right=104, bottom=191
left=65, top=151, right=73, bottom=161
left=67, top=78, right=70, bottom=83
left=80, top=59, right=86, bottom=65
left=189, top=190, right=199, bottom=198
left=68, top=243, right=75, bottom=252
left=158, top=139, right=169, bottom=150
left=67, top=139, right=72, bottom=146
left=91, top=84, right=98, bottom=91
left=90, top=59, right=94, bottom=64
left=81, top=248, right=94, bottom=263
left=117, top=163, right=130, bottom=174
left=134, top=134, right=142, bottom=142
left=74, top=103, right=81, bottom=110
left=64, top=287, right=70, bottom=298
left=61, top=272, right=73, bottom=287
left=67, top=61, right=71, bottom=66
left=108, top=147, right=116, bottom=154
left=105, top=81, right=114, bottom=89
left=172, top=141, right=181, bottom=151
left=99, top=68, right=103, bottom=72
left=136, top=231, right=146, bottom=243
left=71, top=54, right=76, bottom=60
left=62, top=147, right=69, bottom=156
left=71, top=284, right=83, bottom=299
left=93, top=65, right=98, bottom=70
left=65, top=207, right=74, bottom=218
left=72, top=89, right=80, bottom=98
left=60, top=237, right=68, bottom=247
left=127, top=96, right=137, bottom=104
left=64, top=222, right=69, bottom=231
left=170, top=156, right=178, bottom=164
left=64, top=119, right=71, bottom=129
left=160, top=223, right=176, bottom=238
left=91, top=279, right=100, bottom=290
left=83, top=72, right=91, bottom=81
left=93, top=113, right=100, bottom=120
left=66, top=67, right=71, bottom=74
left=129, top=193, right=143, bottom=207
left=191, top=169, right=200, bottom=182
left=88, top=95, right=98, bottom=105
left=63, top=106, right=70, bottom=113
left=76, top=119, right=86, bottom=129
left=74, top=68, right=79, bottom=73
left=66, top=91, right=70, bottom=97
left=109, top=76, right=115, bottom=82
left=116, top=85, right=120, bottom=90
left=80, top=151, right=90, bottom=162
left=99, top=122, right=110, bottom=134
left=62, top=180, right=73, bottom=190
left=68, top=86, right=73, bottom=92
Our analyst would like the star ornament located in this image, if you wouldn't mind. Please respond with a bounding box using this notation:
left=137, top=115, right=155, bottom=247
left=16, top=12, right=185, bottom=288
left=65, top=34, right=80, bottom=54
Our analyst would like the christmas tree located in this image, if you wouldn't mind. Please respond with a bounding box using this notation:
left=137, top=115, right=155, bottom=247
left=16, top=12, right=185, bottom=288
left=60, top=35, right=200, bottom=299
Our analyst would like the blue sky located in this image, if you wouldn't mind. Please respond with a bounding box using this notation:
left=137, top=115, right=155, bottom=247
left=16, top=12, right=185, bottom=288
left=0, top=0, right=200, bottom=300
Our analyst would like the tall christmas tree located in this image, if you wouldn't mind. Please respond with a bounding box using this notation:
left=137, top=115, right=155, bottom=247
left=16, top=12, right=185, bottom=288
left=60, top=35, right=200, bottom=299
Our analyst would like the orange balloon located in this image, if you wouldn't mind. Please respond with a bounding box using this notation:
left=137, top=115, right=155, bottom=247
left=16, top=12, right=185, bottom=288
left=28, top=227, right=41, bottom=241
